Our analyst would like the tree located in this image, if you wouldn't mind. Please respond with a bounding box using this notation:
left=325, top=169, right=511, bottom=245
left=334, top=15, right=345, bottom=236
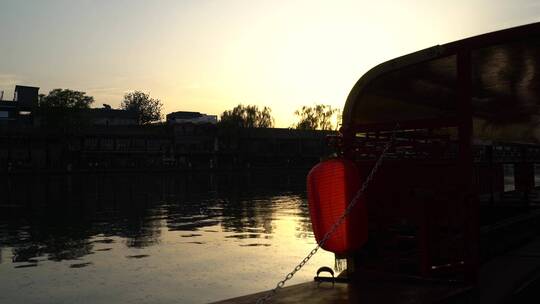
left=219, top=104, right=274, bottom=128
left=293, top=104, right=339, bottom=130
left=121, top=91, right=163, bottom=124
left=40, top=89, right=94, bottom=109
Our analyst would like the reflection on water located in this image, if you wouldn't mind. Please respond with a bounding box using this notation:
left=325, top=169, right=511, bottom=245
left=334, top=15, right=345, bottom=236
left=0, top=171, right=334, bottom=304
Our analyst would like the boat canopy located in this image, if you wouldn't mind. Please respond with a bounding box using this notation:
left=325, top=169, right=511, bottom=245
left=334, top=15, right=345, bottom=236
left=343, top=22, right=540, bottom=144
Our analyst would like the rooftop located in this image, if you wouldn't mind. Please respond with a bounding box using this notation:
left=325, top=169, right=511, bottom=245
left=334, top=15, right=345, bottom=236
left=167, top=111, right=204, bottom=119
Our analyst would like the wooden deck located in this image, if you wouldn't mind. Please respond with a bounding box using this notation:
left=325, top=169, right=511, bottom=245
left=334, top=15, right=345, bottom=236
left=212, top=272, right=472, bottom=304
left=213, top=194, right=540, bottom=304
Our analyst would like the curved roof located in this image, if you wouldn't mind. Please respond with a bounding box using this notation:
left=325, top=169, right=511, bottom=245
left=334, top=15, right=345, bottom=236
left=343, top=22, right=540, bottom=142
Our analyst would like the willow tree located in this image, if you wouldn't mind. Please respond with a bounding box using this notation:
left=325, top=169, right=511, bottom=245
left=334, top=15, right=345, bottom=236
left=219, top=104, right=274, bottom=128
left=293, top=104, right=339, bottom=130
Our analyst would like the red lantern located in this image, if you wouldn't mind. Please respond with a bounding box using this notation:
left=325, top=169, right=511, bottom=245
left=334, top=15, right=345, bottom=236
left=307, top=159, right=368, bottom=256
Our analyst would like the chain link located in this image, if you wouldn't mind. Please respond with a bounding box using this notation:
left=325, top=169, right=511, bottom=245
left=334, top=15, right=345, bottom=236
left=255, top=127, right=397, bottom=304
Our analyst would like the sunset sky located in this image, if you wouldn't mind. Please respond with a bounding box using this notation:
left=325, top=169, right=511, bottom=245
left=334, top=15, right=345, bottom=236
left=1, top=0, right=539, bottom=127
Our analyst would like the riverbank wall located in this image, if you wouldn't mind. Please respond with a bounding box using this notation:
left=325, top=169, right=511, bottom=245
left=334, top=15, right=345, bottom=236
left=0, top=124, right=336, bottom=173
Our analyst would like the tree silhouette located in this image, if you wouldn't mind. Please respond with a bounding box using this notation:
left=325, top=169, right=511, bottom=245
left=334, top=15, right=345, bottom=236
left=39, top=89, right=94, bottom=109
left=121, top=91, right=163, bottom=124
left=293, top=104, right=339, bottom=130
left=219, top=104, right=274, bottom=128
left=37, top=89, right=95, bottom=128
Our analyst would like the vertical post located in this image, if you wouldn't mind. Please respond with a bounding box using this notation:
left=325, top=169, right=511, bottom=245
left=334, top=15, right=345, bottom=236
left=7, top=133, right=12, bottom=169
left=486, top=146, right=494, bottom=205
left=28, top=135, right=32, bottom=170
left=341, top=128, right=354, bottom=160
left=342, top=127, right=357, bottom=276
left=419, top=196, right=432, bottom=276
left=457, top=51, right=478, bottom=283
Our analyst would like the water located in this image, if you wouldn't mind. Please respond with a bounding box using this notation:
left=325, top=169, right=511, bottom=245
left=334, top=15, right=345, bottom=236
left=0, top=172, right=334, bottom=304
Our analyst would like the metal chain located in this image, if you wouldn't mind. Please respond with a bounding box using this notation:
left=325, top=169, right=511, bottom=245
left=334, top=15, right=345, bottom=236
left=255, top=128, right=397, bottom=304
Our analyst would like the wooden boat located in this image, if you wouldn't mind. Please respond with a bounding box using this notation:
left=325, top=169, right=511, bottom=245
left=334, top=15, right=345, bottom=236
left=214, top=22, right=540, bottom=303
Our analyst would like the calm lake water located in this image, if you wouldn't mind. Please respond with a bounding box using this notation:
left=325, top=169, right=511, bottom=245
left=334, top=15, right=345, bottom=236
left=0, top=171, right=334, bottom=304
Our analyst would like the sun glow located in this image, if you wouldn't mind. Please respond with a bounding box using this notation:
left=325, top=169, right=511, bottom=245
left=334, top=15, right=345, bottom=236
left=1, top=0, right=538, bottom=127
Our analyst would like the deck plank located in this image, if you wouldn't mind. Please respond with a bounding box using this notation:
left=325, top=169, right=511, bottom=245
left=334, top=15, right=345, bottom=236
left=212, top=273, right=471, bottom=304
left=212, top=282, right=349, bottom=304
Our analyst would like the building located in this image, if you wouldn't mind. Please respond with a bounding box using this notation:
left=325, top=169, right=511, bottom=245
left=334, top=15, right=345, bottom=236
left=166, top=111, right=217, bottom=125
left=82, top=107, right=138, bottom=126
left=0, top=85, right=39, bottom=125
left=1, top=85, right=138, bottom=127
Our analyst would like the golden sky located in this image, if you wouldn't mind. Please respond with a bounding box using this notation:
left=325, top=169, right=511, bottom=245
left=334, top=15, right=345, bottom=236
left=1, top=0, right=539, bottom=127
